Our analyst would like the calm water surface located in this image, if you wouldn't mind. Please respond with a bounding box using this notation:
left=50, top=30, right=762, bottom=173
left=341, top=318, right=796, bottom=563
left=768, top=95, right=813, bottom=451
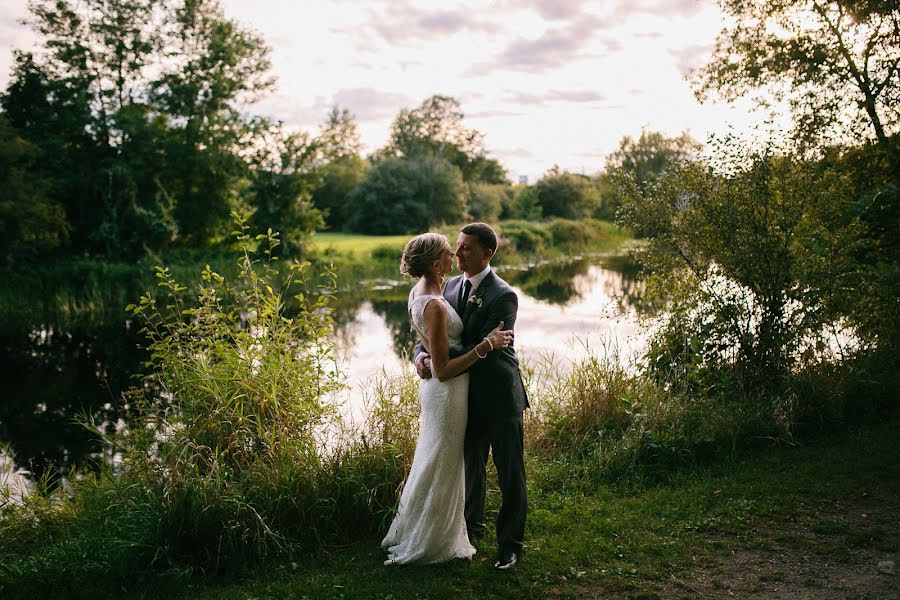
left=0, top=254, right=647, bottom=496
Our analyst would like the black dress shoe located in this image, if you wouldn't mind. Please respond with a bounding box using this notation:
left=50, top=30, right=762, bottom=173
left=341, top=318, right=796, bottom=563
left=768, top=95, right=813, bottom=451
left=494, top=549, right=518, bottom=570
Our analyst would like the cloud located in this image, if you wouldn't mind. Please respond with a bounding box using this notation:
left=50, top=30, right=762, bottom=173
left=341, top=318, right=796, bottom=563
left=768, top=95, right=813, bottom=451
left=669, top=43, right=714, bottom=77
left=0, top=9, right=41, bottom=89
left=466, top=13, right=621, bottom=76
left=255, top=87, right=412, bottom=128
left=490, top=146, right=535, bottom=159
left=504, top=90, right=606, bottom=105
left=331, top=88, right=413, bottom=122
left=365, top=3, right=499, bottom=44
left=614, top=0, right=711, bottom=20
left=467, top=109, right=526, bottom=118
left=532, top=0, right=587, bottom=20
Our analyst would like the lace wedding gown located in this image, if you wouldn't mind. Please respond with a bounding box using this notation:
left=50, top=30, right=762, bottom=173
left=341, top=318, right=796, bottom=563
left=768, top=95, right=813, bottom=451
left=381, top=294, right=476, bottom=565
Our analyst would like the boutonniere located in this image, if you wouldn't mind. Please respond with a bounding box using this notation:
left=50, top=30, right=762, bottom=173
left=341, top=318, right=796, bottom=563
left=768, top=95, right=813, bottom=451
left=468, top=294, right=484, bottom=308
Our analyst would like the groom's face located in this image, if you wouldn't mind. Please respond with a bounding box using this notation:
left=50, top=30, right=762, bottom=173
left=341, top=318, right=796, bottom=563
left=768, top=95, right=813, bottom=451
left=455, top=233, right=491, bottom=276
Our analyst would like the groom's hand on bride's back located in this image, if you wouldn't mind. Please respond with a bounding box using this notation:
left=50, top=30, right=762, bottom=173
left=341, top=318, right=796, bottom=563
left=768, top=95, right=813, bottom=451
left=415, top=353, right=433, bottom=379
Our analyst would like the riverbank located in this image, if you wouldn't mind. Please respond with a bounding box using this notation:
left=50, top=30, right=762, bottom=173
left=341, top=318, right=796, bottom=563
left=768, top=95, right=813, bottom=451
left=4, top=418, right=894, bottom=599
left=0, top=218, right=631, bottom=325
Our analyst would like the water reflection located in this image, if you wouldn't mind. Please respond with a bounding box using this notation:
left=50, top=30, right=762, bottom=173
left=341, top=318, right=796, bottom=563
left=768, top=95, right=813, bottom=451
left=0, top=322, right=145, bottom=488
left=501, top=258, right=592, bottom=306
left=0, top=253, right=646, bottom=491
left=330, top=255, right=649, bottom=391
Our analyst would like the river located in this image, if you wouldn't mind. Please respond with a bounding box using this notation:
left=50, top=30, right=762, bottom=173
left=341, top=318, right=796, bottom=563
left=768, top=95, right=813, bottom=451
left=0, top=253, right=648, bottom=496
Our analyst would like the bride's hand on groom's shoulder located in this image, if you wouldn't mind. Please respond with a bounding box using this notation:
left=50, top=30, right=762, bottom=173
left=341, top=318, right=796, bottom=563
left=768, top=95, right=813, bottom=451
left=415, top=353, right=432, bottom=379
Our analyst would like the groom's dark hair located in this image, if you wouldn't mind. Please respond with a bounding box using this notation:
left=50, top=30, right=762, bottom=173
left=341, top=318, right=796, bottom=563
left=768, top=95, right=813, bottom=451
left=460, top=222, right=498, bottom=253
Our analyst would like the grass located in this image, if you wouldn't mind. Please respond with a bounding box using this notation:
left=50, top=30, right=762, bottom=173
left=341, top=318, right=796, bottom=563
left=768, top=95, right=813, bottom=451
left=62, top=417, right=895, bottom=600
left=310, top=232, right=411, bottom=257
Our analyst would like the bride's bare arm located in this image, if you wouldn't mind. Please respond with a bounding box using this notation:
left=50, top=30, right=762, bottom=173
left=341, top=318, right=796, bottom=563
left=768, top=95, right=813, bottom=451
left=422, top=299, right=511, bottom=382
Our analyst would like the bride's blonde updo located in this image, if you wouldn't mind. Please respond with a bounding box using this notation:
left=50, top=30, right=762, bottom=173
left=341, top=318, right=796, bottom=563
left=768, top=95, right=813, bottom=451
left=400, top=232, right=448, bottom=278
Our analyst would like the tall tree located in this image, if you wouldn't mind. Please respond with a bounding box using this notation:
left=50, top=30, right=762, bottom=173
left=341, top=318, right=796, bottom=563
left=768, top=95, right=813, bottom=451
left=694, top=0, right=899, bottom=161
left=0, top=115, right=70, bottom=261
left=1, top=52, right=94, bottom=251
left=310, top=107, right=369, bottom=230
left=317, top=106, right=363, bottom=162
left=9, top=0, right=163, bottom=254
left=247, top=123, right=324, bottom=255
left=382, top=95, right=501, bottom=182
left=150, top=0, right=275, bottom=243
left=24, top=0, right=162, bottom=145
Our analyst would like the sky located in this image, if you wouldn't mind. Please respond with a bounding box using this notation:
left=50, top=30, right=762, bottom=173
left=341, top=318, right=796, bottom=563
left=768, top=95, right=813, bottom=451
left=0, top=0, right=766, bottom=182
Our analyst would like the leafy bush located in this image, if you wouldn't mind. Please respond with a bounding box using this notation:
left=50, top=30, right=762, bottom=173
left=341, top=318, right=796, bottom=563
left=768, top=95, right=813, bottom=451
left=616, top=137, right=879, bottom=390
left=546, top=218, right=605, bottom=250
left=346, top=156, right=466, bottom=234
left=498, top=220, right=553, bottom=256
left=532, top=168, right=601, bottom=219
left=0, top=214, right=424, bottom=591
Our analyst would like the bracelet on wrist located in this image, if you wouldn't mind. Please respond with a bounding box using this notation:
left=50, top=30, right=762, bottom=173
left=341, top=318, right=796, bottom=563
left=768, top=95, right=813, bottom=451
left=475, top=342, right=488, bottom=359
left=484, top=336, right=494, bottom=352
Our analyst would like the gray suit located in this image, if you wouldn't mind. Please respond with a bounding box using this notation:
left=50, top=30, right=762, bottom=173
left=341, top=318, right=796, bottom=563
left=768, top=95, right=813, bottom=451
left=415, top=270, right=528, bottom=553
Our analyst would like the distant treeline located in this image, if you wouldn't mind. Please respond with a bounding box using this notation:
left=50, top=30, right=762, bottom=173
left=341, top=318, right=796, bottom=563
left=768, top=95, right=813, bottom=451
left=0, top=0, right=722, bottom=266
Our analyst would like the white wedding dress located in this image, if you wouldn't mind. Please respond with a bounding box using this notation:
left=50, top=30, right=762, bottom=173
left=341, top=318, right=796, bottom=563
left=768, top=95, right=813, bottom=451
left=381, top=294, right=476, bottom=565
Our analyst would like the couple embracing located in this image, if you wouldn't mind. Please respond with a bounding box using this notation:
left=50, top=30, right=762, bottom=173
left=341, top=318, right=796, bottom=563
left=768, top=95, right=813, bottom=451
left=382, top=222, right=528, bottom=570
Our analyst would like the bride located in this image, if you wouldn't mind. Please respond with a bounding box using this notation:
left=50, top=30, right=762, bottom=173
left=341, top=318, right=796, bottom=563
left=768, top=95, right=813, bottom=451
left=382, top=232, right=512, bottom=565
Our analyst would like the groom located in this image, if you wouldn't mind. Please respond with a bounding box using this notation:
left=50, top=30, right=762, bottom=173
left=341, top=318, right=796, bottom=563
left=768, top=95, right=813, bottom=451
left=415, top=222, right=529, bottom=570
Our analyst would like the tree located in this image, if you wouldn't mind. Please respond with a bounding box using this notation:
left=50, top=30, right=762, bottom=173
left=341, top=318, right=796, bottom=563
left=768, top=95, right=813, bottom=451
left=1, top=52, right=94, bottom=252
left=311, top=155, right=369, bottom=230
left=467, top=183, right=508, bottom=223
left=317, top=106, right=363, bottom=162
left=532, top=167, right=601, bottom=220
left=24, top=0, right=162, bottom=146
left=694, top=0, right=899, bottom=163
left=603, top=130, right=702, bottom=224
left=381, top=95, right=500, bottom=182
left=310, top=107, right=369, bottom=230
left=8, top=0, right=280, bottom=254
left=0, top=115, right=69, bottom=261
left=246, top=125, right=325, bottom=255
left=150, top=0, right=275, bottom=244
left=346, top=156, right=466, bottom=234
left=617, top=135, right=899, bottom=387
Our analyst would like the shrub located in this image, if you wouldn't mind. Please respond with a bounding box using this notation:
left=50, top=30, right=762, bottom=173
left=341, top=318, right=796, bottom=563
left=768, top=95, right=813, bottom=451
left=498, top=220, right=553, bottom=256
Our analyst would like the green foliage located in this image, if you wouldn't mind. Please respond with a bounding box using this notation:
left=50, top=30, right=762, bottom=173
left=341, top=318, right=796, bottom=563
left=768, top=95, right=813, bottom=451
left=1, top=0, right=326, bottom=257
left=500, top=184, right=543, bottom=220
left=246, top=125, right=325, bottom=255
left=532, top=167, right=601, bottom=219
left=0, top=115, right=69, bottom=261
left=346, top=155, right=466, bottom=234
left=618, top=135, right=898, bottom=397
left=311, top=155, right=370, bottom=230
left=496, top=220, right=554, bottom=255
left=466, top=182, right=508, bottom=222
left=601, top=129, right=702, bottom=222
left=694, top=0, right=899, bottom=158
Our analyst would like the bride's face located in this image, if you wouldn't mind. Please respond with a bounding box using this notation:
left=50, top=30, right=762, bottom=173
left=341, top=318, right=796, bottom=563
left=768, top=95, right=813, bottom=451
left=437, top=243, right=454, bottom=276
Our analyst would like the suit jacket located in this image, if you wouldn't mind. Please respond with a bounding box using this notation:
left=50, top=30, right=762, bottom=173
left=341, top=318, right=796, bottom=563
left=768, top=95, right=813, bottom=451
left=415, top=270, right=529, bottom=422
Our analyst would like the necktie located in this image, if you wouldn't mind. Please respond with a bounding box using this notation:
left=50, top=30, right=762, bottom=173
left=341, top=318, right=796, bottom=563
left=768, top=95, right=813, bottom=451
left=459, top=280, right=472, bottom=310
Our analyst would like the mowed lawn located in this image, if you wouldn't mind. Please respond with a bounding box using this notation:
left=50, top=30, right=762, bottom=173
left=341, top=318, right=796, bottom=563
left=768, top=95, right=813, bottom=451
left=310, top=232, right=409, bottom=257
